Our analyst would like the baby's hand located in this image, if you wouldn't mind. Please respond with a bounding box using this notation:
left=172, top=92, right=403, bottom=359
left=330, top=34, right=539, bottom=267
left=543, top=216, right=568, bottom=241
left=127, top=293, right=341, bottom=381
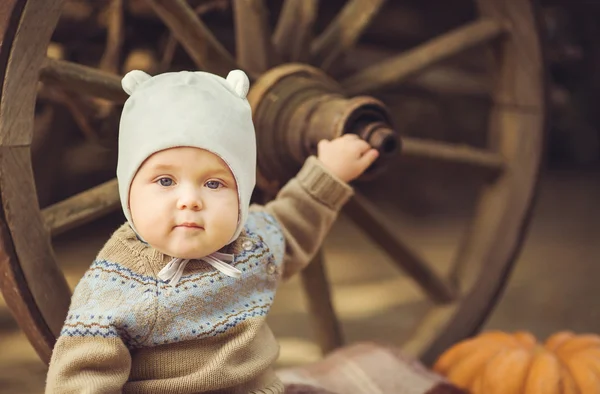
left=317, top=134, right=380, bottom=183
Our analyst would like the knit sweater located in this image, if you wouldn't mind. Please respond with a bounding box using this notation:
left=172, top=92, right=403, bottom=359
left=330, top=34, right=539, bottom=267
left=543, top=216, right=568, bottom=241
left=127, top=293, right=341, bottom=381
left=46, top=156, right=353, bottom=394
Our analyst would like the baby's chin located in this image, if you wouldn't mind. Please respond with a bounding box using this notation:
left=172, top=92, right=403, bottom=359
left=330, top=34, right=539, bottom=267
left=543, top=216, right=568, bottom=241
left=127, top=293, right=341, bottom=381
left=159, top=241, right=224, bottom=260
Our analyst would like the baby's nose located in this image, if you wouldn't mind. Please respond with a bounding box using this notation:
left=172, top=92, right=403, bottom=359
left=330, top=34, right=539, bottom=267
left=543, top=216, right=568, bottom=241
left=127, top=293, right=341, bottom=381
left=177, top=189, right=203, bottom=210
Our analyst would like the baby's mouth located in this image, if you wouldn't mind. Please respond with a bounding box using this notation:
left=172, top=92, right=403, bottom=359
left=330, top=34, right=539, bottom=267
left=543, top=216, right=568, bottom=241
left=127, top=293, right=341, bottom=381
left=175, top=222, right=204, bottom=229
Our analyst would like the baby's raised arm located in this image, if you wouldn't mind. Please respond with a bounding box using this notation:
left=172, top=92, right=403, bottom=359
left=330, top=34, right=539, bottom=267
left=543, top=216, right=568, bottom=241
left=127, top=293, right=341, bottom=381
left=252, top=135, right=378, bottom=279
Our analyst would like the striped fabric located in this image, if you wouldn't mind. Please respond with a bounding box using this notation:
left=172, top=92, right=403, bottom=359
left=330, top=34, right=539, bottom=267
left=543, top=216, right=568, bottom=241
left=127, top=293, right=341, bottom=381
left=278, top=342, right=466, bottom=394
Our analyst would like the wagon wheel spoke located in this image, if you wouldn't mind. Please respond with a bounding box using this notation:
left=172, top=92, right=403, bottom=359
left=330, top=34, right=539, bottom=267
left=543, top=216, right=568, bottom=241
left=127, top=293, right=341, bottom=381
left=406, top=66, right=489, bottom=98
left=39, top=58, right=126, bottom=103
left=342, top=19, right=506, bottom=95
left=37, top=86, right=99, bottom=144
left=41, top=179, right=120, bottom=238
left=99, top=0, right=124, bottom=75
left=233, top=0, right=278, bottom=75
left=145, top=0, right=238, bottom=77
left=272, top=0, right=318, bottom=63
left=343, top=192, right=459, bottom=304
left=300, top=248, right=344, bottom=353
left=402, top=137, right=505, bottom=179
left=310, top=0, right=386, bottom=72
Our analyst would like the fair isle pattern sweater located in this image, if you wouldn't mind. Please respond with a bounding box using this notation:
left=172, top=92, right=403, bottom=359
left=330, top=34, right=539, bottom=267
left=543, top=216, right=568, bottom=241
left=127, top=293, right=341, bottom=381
left=46, top=156, right=353, bottom=394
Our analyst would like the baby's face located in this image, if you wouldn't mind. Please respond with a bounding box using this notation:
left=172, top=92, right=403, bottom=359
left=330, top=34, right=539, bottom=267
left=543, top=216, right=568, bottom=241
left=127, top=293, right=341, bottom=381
left=129, top=147, right=239, bottom=259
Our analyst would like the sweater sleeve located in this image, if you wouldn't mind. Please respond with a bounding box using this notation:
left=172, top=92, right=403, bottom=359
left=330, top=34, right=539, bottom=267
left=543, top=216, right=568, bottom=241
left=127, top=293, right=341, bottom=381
left=46, top=336, right=131, bottom=393
left=45, top=261, right=145, bottom=393
left=251, top=156, right=353, bottom=279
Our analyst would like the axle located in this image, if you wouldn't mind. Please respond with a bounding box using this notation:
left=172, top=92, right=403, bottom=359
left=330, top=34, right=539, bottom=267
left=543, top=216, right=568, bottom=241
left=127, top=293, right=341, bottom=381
left=248, top=64, right=401, bottom=187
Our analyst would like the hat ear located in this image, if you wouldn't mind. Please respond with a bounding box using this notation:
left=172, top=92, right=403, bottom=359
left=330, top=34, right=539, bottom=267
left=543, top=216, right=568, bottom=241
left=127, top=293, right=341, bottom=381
left=122, top=70, right=152, bottom=95
left=225, top=70, right=249, bottom=99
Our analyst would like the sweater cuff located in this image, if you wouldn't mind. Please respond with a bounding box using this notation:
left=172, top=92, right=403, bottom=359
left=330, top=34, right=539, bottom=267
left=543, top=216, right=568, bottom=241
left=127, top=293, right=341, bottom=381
left=296, top=156, right=354, bottom=211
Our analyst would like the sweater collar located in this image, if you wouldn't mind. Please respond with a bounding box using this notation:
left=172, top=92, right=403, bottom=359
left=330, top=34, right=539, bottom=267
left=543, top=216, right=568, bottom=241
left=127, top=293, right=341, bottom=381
left=120, top=224, right=248, bottom=283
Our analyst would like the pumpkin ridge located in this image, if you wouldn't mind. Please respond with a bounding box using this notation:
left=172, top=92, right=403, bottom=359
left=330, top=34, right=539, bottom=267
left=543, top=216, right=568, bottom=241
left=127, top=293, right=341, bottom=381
left=559, top=365, right=580, bottom=394
left=470, top=374, right=483, bottom=393
left=481, top=348, right=532, bottom=393
left=579, top=349, right=600, bottom=363
left=557, top=335, right=600, bottom=355
left=523, top=349, right=561, bottom=393
left=564, top=353, right=600, bottom=393
left=433, top=338, right=482, bottom=375
left=433, top=333, right=520, bottom=376
left=446, top=344, right=507, bottom=389
left=554, top=347, right=581, bottom=394
left=434, top=331, right=600, bottom=393
left=513, top=330, right=537, bottom=350
left=477, top=330, right=521, bottom=345
left=545, top=331, right=575, bottom=351
left=576, top=352, right=600, bottom=382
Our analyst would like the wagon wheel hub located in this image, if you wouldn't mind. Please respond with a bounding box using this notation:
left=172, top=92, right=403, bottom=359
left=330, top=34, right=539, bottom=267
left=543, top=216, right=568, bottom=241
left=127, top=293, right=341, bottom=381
left=248, top=64, right=401, bottom=188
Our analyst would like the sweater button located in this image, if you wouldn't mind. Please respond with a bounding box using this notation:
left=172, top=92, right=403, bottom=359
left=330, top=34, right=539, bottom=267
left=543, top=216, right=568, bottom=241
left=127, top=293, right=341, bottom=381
left=266, top=263, right=277, bottom=275
left=242, top=240, right=253, bottom=251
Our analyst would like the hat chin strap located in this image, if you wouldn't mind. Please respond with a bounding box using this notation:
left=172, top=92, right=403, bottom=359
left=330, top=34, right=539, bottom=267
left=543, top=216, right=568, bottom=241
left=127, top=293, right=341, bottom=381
left=158, top=251, right=241, bottom=286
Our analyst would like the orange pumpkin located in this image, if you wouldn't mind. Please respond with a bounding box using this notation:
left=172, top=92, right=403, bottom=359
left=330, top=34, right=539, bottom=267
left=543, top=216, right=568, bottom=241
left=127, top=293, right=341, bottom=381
left=433, top=330, right=600, bottom=393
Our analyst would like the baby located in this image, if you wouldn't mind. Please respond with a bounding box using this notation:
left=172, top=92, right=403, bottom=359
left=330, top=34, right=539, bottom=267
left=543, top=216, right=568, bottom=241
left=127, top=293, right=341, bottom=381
left=45, top=69, right=378, bottom=393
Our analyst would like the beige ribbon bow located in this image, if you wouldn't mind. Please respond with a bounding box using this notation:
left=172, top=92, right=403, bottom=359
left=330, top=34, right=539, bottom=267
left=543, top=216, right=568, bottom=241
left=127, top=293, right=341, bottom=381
left=157, top=252, right=241, bottom=286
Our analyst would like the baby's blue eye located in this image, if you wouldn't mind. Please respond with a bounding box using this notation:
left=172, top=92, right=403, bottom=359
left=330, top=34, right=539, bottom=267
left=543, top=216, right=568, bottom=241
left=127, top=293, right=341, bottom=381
left=158, top=178, right=173, bottom=187
left=206, top=180, right=221, bottom=190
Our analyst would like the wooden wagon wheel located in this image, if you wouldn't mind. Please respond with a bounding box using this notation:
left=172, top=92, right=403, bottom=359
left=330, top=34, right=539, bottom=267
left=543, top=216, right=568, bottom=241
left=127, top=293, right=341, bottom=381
left=0, top=0, right=546, bottom=368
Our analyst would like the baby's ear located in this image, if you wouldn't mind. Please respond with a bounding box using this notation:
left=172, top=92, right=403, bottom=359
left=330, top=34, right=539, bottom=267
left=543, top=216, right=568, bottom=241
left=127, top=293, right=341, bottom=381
left=122, top=70, right=152, bottom=95
left=226, top=70, right=250, bottom=99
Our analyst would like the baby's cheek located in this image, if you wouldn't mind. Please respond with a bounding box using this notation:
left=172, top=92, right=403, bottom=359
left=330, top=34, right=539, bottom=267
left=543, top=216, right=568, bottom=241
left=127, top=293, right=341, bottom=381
left=215, top=195, right=239, bottom=232
left=132, top=199, right=168, bottom=237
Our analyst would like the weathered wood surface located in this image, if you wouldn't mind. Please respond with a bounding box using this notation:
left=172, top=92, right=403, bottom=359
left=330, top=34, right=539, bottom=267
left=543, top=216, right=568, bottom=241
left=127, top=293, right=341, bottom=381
left=300, top=249, right=344, bottom=354
left=272, top=0, right=317, bottom=63
left=310, top=0, right=387, bottom=71
left=417, top=0, right=546, bottom=365
left=145, top=0, right=238, bottom=76
left=342, top=19, right=506, bottom=95
left=42, top=178, right=120, bottom=237
left=344, top=192, right=458, bottom=304
left=0, top=0, right=545, bottom=367
left=233, top=0, right=277, bottom=75
left=40, top=58, right=126, bottom=103
left=0, top=0, right=72, bottom=364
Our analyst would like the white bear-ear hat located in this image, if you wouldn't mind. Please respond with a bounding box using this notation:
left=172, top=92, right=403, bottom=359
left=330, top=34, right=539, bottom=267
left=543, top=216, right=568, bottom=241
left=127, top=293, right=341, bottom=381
left=117, top=69, right=256, bottom=244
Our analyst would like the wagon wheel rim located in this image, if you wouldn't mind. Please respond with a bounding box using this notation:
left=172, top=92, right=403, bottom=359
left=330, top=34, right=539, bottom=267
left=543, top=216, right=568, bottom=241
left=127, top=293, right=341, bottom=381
left=0, top=0, right=546, bottom=366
